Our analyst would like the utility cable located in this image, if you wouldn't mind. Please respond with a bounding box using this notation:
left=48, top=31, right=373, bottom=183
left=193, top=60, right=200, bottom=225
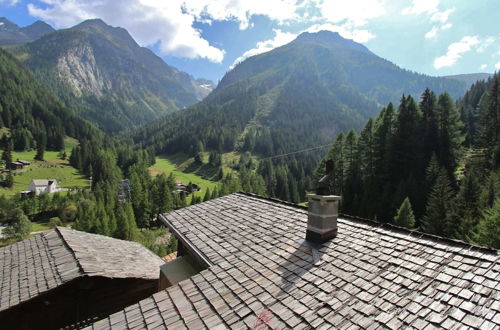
left=259, top=144, right=331, bottom=161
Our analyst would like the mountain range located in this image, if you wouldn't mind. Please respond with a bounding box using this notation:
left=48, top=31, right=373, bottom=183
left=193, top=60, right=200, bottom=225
left=0, top=18, right=487, bottom=160
left=0, top=17, right=54, bottom=45
left=131, top=30, right=469, bottom=158
left=6, top=19, right=214, bottom=133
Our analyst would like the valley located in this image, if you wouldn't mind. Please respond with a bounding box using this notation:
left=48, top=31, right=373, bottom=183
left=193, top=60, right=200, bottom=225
left=0, top=15, right=498, bottom=257
left=0, top=3, right=499, bottom=329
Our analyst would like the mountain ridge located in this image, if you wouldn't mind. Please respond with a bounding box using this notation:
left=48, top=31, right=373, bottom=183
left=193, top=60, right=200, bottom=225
left=6, top=18, right=214, bottom=133
left=130, top=30, right=470, bottom=162
left=0, top=17, right=54, bottom=45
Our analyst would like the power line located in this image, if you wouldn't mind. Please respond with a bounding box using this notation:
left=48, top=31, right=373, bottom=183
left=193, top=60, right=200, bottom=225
left=259, top=144, right=331, bottom=161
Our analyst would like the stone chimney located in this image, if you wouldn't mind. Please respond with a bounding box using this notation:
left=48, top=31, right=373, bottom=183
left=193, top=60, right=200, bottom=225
left=306, top=194, right=341, bottom=244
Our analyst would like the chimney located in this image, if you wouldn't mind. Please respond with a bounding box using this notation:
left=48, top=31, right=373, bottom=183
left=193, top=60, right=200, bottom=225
left=306, top=194, right=341, bottom=244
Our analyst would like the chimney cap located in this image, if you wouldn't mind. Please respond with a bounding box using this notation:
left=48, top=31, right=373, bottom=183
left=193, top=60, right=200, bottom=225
left=316, top=160, right=334, bottom=195
left=307, top=194, right=341, bottom=201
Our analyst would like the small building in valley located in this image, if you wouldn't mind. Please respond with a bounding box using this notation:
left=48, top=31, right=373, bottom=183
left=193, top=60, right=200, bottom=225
left=7, top=161, right=24, bottom=170
left=29, top=179, right=61, bottom=195
left=175, top=181, right=201, bottom=196
left=0, top=227, right=164, bottom=329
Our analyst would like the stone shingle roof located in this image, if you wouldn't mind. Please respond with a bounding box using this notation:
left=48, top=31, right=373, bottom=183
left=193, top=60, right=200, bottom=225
left=89, top=193, right=500, bottom=329
left=0, top=227, right=163, bottom=312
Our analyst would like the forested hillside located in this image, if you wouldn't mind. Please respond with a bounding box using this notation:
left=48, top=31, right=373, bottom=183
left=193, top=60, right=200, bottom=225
left=0, top=48, right=100, bottom=151
left=8, top=19, right=213, bottom=133
left=319, top=73, right=499, bottom=248
left=132, top=31, right=468, bottom=159
left=0, top=45, right=175, bottom=253
left=129, top=30, right=470, bottom=203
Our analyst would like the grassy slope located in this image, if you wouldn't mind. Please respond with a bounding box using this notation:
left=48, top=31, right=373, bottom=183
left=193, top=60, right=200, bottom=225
left=0, top=137, right=89, bottom=196
left=149, top=153, right=218, bottom=198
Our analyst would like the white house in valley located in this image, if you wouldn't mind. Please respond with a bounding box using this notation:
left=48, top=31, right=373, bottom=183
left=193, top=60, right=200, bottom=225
left=29, top=179, right=62, bottom=195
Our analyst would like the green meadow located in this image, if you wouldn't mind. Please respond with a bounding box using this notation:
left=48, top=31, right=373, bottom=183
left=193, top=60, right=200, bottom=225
left=149, top=154, right=219, bottom=198
left=0, top=137, right=89, bottom=196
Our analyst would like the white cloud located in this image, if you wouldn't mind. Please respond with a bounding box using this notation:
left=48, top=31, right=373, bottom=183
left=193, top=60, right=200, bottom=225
left=230, top=29, right=297, bottom=68
left=496, top=62, right=500, bottom=70
left=425, top=22, right=452, bottom=39
left=183, top=0, right=303, bottom=30
left=27, top=0, right=226, bottom=62
left=26, top=0, right=387, bottom=63
left=476, top=36, right=495, bottom=53
left=425, top=26, right=438, bottom=39
left=434, top=36, right=479, bottom=69
left=403, top=1, right=455, bottom=39
left=480, top=64, right=487, bottom=70
left=403, top=0, right=440, bottom=15
left=316, top=0, right=386, bottom=27
left=430, top=8, right=454, bottom=23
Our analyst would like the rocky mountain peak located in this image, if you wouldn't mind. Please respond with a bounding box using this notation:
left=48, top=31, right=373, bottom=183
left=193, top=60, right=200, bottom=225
left=294, top=30, right=372, bottom=54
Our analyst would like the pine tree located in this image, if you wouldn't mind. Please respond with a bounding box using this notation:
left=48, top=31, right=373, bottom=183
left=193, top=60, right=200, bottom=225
left=421, top=168, right=455, bottom=236
left=343, top=130, right=361, bottom=214
left=4, top=209, right=32, bottom=240
left=34, top=140, right=45, bottom=161
left=420, top=89, right=439, bottom=163
left=74, top=199, right=97, bottom=233
left=391, top=95, right=422, bottom=183
left=425, top=154, right=441, bottom=190
left=453, top=170, right=481, bottom=240
left=1, top=136, right=12, bottom=164
left=372, top=104, right=395, bottom=220
left=479, top=172, right=499, bottom=209
left=393, top=197, right=416, bottom=228
left=327, top=133, right=345, bottom=195
left=359, top=119, right=375, bottom=185
left=203, top=187, right=211, bottom=202
left=4, top=171, right=13, bottom=188
left=124, top=202, right=138, bottom=241
left=478, top=76, right=500, bottom=167
left=474, top=198, right=500, bottom=249
left=211, top=186, right=219, bottom=199
left=115, top=206, right=130, bottom=240
left=95, top=202, right=110, bottom=236
left=436, top=93, right=463, bottom=179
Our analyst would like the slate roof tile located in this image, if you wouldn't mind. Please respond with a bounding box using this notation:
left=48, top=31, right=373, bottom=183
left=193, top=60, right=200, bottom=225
left=0, top=227, right=164, bottom=312
left=88, top=193, right=500, bottom=329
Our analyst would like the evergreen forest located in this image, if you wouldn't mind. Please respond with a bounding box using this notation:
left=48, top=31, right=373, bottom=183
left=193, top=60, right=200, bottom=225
left=0, top=33, right=499, bottom=254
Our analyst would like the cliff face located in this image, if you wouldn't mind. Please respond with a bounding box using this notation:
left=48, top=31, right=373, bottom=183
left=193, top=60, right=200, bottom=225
left=56, top=42, right=111, bottom=98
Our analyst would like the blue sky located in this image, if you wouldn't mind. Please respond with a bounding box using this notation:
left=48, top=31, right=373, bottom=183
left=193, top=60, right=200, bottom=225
left=1, top=0, right=499, bottom=82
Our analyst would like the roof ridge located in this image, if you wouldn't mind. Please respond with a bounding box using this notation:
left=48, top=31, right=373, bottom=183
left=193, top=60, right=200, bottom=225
left=340, top=213, right=499, bottom=257
left=236, top=191, right=308, bottom=211
left=235, top=192, right=498, bottom=256
left=54, top=227, right=87, bottom=275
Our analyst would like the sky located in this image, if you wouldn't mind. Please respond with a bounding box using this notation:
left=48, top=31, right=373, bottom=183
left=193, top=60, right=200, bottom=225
left=1, top=0, right=499, bottom=83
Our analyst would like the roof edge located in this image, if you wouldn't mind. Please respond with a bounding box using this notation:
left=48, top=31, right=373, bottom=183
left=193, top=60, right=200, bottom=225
left=236, top=192, right=498, bottom=256
left=54, top=227, right=87, bottom=275
left=158, top=214, right=213, bottom=268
